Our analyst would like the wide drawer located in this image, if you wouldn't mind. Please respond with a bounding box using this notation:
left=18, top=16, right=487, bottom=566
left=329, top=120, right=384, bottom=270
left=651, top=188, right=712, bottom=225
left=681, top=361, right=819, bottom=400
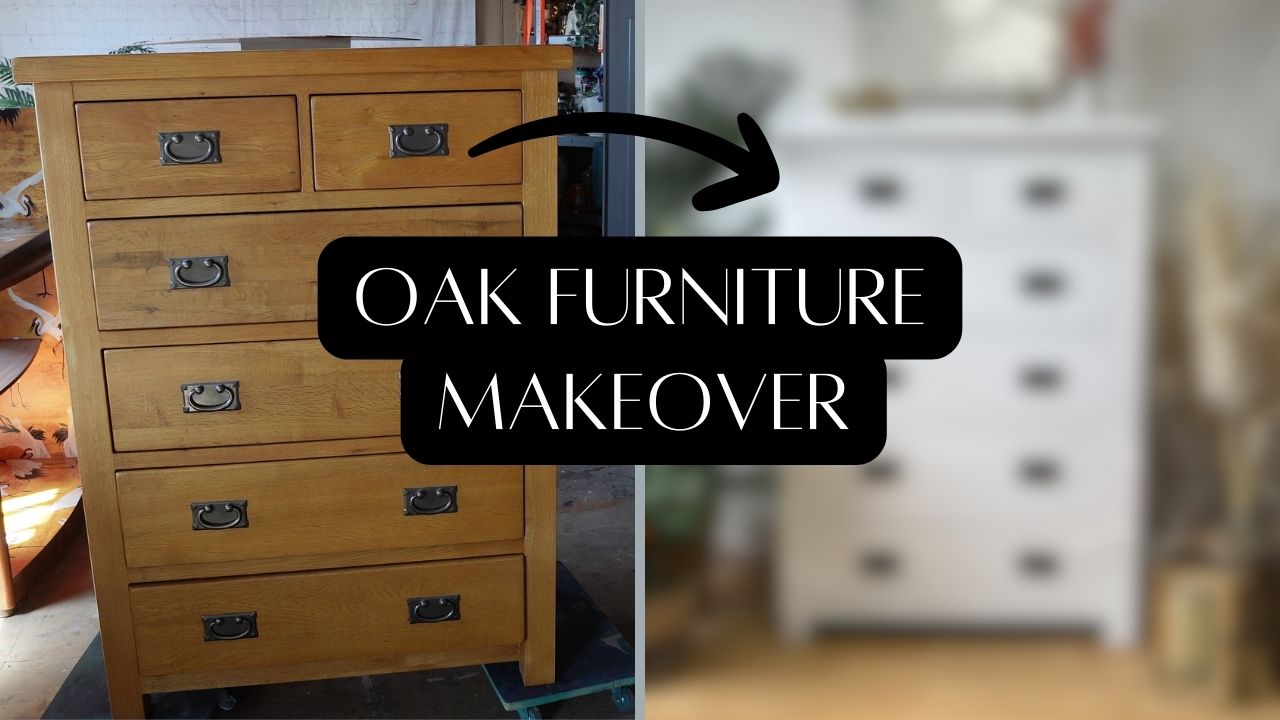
left=104, top=339, right=398, bottom=452
left=76, top=97, right=301, bottom=200
left=797, top=520, right=1132, bottom=625
left=311, top=91, right=522, bottom=191
left=88, top=205, right=522, bottom=330
left=117, top=457, right=523, bottom=568
left=130, top=555, right=524, bottom=678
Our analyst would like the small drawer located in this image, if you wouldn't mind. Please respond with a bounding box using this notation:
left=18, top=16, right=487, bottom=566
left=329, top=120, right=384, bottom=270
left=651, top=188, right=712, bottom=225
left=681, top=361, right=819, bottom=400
left=75, top=97, right=301, bottom=200
left=104, top=339, right=399, bottom=452
left=88, top=205, right=522, bottom=330
left=117, top=457, right=524, bottom=568
left=130, top=555, right=524, bottom=677
left=311, top=92, right=522, bottom=191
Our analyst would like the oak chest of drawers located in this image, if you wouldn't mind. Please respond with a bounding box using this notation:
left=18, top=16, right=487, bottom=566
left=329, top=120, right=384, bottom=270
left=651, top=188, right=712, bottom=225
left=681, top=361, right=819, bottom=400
left=15, top=46, right=570, bottom=717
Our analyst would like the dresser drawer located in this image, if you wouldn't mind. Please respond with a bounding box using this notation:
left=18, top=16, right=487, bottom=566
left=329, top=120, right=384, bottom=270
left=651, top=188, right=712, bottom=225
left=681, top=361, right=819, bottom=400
left=311, top=91, right=522, bottom=191
left=117, top=457, right=523, bottom=569
left=88, top=205, right=522, bottom=330
left=803, top=521, right=1129, bottom=624
left=961, top=150, right=1143, bottom=243
left=75, top=97, right=301, bottom=200
left=104, top=339, right=399, bottom=452
left=130, top=555, right=524, bottom=678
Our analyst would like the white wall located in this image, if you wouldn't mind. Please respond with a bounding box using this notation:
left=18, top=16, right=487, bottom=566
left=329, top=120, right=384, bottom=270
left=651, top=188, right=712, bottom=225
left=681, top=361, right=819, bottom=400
left=0, top=0, right=474, bottom=57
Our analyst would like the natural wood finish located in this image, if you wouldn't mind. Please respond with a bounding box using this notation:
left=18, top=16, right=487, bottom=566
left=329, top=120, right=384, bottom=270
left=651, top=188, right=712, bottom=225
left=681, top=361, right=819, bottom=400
left=312, top=92, right=522, bottom=191
left=21, top=47, right=566, bottom=713
left=71, top=72, right=523, bottom=102
left=112, top=435, right=403, bottom=469
left=14, top=46, right=571, bottom=83
left=521, top=71, right=559, bottom=236
left=0, top=339, right=41, bottom=395
left=131, top=555, right=525, bottom=677
left=32, top=81, right=148, bottom=719
left=103, top=339, right=400, bottom=451
left=76, top=97, right=301, bottom=200
left=0, top=218, right=52, bottom=290
left=88, top=205, right=522, bottom=330
left=521, top=465, right=558, bottom=685
left=140, top=644, right=522, bottom=694
left=127, top=539, right=525, bottom=584
left=84, top=185, right=524, bottom=220
left=100, top=321, right=320, bottom=350
left=118, top=458, right=524, bottom=568
left=0, top=498, right=12, bottom=615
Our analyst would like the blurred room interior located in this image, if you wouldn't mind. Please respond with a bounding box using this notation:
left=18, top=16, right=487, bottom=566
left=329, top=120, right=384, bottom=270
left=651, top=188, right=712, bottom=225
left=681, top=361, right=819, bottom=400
left=644, top=1, right=1280, bottom=718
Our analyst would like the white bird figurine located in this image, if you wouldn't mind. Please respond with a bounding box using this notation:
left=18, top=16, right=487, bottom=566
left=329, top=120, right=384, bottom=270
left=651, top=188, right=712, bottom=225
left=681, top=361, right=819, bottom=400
left=0, top=169, right=43, bottom=221
left=8, top=288, right=62, bottom=351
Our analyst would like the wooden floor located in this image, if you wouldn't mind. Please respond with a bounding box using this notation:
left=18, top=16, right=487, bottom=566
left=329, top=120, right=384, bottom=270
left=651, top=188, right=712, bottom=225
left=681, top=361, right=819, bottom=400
left=648, top=633, right=1280, bottom=720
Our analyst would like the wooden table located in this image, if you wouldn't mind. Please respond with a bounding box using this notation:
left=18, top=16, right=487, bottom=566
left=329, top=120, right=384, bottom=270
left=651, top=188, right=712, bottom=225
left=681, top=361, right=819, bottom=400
left=0, top=216, right=57, bottom=617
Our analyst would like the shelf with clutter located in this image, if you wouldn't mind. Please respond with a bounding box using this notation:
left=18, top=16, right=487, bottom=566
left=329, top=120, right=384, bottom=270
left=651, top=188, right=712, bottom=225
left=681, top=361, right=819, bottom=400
left=516, top=0, right=606, bottom=236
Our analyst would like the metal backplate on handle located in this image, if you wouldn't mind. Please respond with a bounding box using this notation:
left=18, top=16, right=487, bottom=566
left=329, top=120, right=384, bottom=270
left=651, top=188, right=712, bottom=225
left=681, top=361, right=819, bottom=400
left=181, top=381, right=241, bottom=413
left=191, top=500, right=249, bottom=530
left=388, top=124, right=449, bottom=158
left=407, top=595, right=461, bottom=624
left=202, top=612, right=258, bottom=641
left=168, top=255, right=230, bottom=290
left=159, top=130, right=222, bottom=165
left=403, top=486, right=458, bottom=516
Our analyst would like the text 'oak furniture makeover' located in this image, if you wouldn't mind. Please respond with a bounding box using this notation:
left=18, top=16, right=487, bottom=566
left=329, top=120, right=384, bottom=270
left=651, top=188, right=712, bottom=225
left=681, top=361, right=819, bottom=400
left=15, top=45, right=569, bottom=718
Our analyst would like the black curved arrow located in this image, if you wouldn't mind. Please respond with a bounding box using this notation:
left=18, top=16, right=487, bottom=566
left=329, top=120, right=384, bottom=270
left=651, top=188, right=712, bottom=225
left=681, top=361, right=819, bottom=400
left=469, top=112, right=778, bottom=212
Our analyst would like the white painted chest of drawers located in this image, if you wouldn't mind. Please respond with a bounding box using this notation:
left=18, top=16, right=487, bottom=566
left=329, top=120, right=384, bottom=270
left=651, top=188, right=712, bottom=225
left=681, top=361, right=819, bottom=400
left=773, top=116, right=1154, bottom=646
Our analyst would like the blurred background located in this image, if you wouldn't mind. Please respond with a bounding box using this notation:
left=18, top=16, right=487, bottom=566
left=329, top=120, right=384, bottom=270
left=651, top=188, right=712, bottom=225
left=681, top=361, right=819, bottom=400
left=644, top=1, right=1280, bottom=718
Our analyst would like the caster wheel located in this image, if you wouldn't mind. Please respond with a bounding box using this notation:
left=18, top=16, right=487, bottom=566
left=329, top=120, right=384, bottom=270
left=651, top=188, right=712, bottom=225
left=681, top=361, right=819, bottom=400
left=517, top=707, right=542, bottom=720
left=612, top=685, right=634, bottom=713
left=216, top=689, right=237, bottom=712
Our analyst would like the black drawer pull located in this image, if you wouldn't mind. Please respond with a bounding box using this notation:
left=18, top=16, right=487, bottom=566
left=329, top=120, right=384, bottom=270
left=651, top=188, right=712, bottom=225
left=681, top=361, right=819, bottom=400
left=159, top=130, right=221, bottom=165
left=389, top=124, right=449, bottom=158
left=1019, top=551, right=1060, bottom=579
left=202, top=612, right=257, bottom=641
left=408, top=595, right=460, bottom=624
left=403, top=486, right=458, bottom=516
left=181, top=381, right=240, bottom=413
left=1021, top=365, right=1062, bottom=391
left=1020, top=458, right=1060, bottom=485
left=860, top=176, right=902, bottom=205
left=860, top=550, right=900, bottom=578
left=191, top=500, right=249, bottom=530
left=1024, top=177, right=1066, bottom=206
left=1022, top=268, right=1064, bottom=297
left=168, top=255, right=230, bottom=289
left=863, top=459, right=899, bottom=483
left=885, top=363, right=905, bottom=390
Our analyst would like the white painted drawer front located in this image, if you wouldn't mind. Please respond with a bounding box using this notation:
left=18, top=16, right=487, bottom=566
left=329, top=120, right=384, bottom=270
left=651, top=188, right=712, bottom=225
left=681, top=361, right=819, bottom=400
left=884, top=341, right=1135, bottom=426
left=779, top=149, right=958, bottom=236
left=847, top=431, right=1140, bottom=523
left=961, top=247, right=1120, bottom=338
left=806, top=521, right=1130, bottom=624
left=961, top=150, right=1142, bottom=243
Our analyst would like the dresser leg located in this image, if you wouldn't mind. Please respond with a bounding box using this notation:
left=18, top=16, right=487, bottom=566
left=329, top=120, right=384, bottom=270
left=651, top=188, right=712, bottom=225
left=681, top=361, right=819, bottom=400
left=520, top=465, right=557, bottom=686
left=106, top=686, right=146, bottom=719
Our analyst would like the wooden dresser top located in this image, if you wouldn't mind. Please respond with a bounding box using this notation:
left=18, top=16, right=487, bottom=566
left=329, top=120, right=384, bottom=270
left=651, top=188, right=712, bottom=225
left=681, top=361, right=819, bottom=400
left=13, top=46, right=571, bottom=84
